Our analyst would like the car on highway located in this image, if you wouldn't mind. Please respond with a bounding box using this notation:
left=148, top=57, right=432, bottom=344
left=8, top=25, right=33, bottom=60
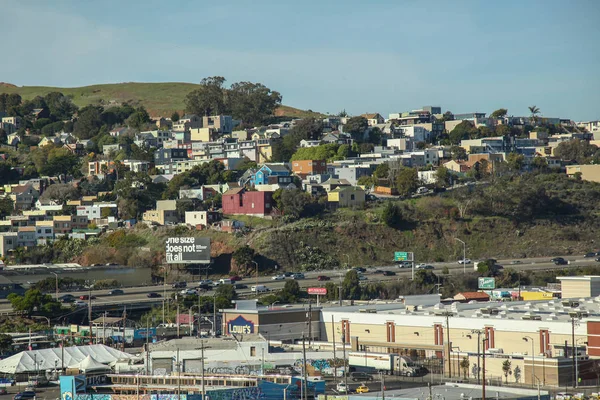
left=108, top=289, right=124, bottom=296
left=251, top=285, right=269, bottom=293
left=272, top=275, right=285, bottom=281
left=595, top=257, right=600, bottom=262
left=552, top=258, right=568, bottom=265
left=416, top=264, right=434, bottom=270
left=551, top=257, right=565, bottom=263
left=458, top=258, right=472, bottom=264
left=336, top=382, right=348, bottom=393
left=317, top=275, right=331, bottom=281
left=283, top=272, right=294, bottom=277
left=510, top=260, right=522, bottom=265
left=351, top=372, right=374, bottom=382
left=172, top=282, right=187, bottom=289
left=73, top=300, right=87, bottom=307
left=59, top=294, right=76, bottom=303
left=397, top=261, right=412, bottom=268
left=79, top=295, right=96, bottom=300
left=382, top=270, right=396, bottom=276
left=234, top=283, right=248, bottom=289
left=0, top=388, right=7, bottom=395
left=354, top=267, right=367, bottom=273
left=180, top=288, right=197, bottom=296
left=105, top=263, right=118, bottom=266
left=199, top=279, right=213, bottom=286
left=13, top=391, right=36, bottom=400
left=358, top=275, right=368, bottom=281
left=355, top=385, right=369, bottom=394
left=198, top=284, right=213, bottom=291
left=230, top=275, right=242, bottom=282
left=147, top=292, right=161, bottom=298
left=292, top=273, right=305, bottom=280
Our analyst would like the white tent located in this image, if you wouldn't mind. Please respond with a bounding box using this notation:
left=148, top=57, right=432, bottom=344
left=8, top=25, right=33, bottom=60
left=0, top=344, right=132, bottom=374
left=68, top=355, right=110, bottom=373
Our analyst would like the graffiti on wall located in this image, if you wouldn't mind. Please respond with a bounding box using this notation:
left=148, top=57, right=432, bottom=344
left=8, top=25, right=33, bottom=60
left=293, top=358, right=334, bottom=373
left=206, top=387, right=263, bottom=400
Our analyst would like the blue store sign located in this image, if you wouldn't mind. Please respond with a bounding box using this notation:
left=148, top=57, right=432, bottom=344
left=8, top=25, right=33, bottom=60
left=227, top=315, right=255, bottom=334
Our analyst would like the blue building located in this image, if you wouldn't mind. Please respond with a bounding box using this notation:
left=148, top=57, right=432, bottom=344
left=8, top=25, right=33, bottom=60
left=252, top=164, right=290, bottom=186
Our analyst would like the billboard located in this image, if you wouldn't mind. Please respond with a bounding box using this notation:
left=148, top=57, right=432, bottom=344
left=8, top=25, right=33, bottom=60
left=308, top=287, right=327, bottom=295
left=165, top=237, right=210, bottom=264
left=478, top=277, right=496, bottom=290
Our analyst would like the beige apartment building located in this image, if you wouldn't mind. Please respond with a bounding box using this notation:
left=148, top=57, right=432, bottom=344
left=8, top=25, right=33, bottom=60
left=566, top=164, right=600, bottom=183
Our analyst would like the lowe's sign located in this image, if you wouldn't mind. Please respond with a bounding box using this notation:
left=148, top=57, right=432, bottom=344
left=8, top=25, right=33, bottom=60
left=227, top=315, right=255, bottom=335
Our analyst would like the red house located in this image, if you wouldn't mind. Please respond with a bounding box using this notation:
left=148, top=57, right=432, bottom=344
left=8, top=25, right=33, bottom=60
left=222, top=188, right=273, bottom=217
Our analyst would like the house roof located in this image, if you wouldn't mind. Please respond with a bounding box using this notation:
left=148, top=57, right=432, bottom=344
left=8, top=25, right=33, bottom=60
left=223, top=188, right=244, bottom=195
left=262, top=163, right=289, bottom=173
left=11, top=185, right=33, bottom=194
left=322, top=178, right=352, bottom=186
left=454, top=292, right=490, bottom=301
left=361, top=113, right=381, bottom=119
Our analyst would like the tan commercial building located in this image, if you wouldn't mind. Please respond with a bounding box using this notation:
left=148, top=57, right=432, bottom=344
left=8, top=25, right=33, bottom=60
left=320, top=294, right=600, bottom=387
left=558, top=276, right=600, bottom=299
left=566, top=164, right=600, bottom=183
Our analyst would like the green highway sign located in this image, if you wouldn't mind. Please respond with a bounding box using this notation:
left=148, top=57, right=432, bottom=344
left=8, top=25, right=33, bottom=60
left=478, top=277, right=496, bottom=290
left=394, top=252, right=410, bottom=261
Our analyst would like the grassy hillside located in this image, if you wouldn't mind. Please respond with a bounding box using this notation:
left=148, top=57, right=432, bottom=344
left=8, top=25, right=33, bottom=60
left=0, top=82, right=322, bottom=119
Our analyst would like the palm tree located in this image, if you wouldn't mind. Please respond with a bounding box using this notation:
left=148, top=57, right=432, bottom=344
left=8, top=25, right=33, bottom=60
left=528, top=106, right=541, bottom=125
left=502, top=359, right=512, bottom=383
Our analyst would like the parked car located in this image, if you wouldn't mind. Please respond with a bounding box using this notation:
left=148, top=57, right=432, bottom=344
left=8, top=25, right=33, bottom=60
left=13, top=391, right=36, bottom=400
left=108, top=289, right=124, bottom=296
left=229, top=276, right=242, bottom=282
left=382, top=270, right=396, bottom=276
left=147, top=292, right=161, bottom=298
left=458, top=258, right=472, bottom=264
left=172, top=282, right=187, bottom=289
left=272, top=275, right=285, bottom=281
left=79, top=295, right=96, bottom=300
left=317, top=275, right=330, bottom=281
left=292, top=273, right=305, bottom=280
left=356, top=385, right=370, bottom=394
left=585, top=252, right=596, bottom=258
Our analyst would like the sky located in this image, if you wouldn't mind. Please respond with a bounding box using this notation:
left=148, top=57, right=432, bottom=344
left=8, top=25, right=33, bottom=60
left=1, top=0, right=599, bottom=121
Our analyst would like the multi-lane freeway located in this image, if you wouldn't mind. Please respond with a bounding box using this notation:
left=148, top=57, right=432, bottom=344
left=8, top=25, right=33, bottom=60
left=0, top=254, right=596, bottom=314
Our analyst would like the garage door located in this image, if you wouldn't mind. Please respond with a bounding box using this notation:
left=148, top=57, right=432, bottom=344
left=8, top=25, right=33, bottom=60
left=152, top=358, right=173, bottom=375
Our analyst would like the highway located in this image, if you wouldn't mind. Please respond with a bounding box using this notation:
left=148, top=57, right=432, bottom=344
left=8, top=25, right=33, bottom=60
left=0, top=254, right=596, bottom=314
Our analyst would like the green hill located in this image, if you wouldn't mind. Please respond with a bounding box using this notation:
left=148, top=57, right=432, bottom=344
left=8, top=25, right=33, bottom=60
left=0, top=82, right=323, bottom=119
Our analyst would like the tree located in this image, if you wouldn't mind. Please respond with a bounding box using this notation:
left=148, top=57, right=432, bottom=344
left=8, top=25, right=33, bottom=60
left=126, top=107, right=151, bottom=130
left=490, top=108, right=508, bottom=119
left=40, top=183, right=80, bottom=204
left=185, top=76, right=228, bottom=117
left=43, top=147, right=80, bottom=176
left=0, top=197, right=13, bottom=218
left=395, top=167, right=419, bottom=197
left=73, top=105, right=104, bottom=139
left=505, top=153, right=525, bottom=172
left=382, top=202, right=403, bottom=228
left=502, top=359, right=512, bottom=383
left=368, top=127, right=382, bottom=145
left=342, top=270, right=361, bottom=300
left=44, top=92, right=78, bottom=120
left=343, top=117, right=368, bottom=141
left=531, top=156, right=548, bottom=171
left=442, top=111, right=454, bottom=121
left=373, top=163, right=390, bottom=180
left=554, top=139, right=599, bottom=164
left=435, top=166, right=452, bottom=187
left=276, top=188, right=322, bottom=220
left=228, top=81, right=282, bottom=126
left=232, top=245, right=256, bottom=269
left=7, top=289, right=61, bottom=317
left=449, top=121, right=478, bottom=145
left=460, top=357, right=470, bottom=379
left=290, top=118, right=323, bottom=141
left=171, top=111, right=180, bottom=122
left=528, top=105, right=540, bottom=125
left=0, top=162, right=19, bottom=184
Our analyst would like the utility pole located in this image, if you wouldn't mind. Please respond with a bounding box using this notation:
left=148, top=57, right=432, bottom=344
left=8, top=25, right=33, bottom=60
left=176, top=348, right=181, bottom=400
left=213, top=292, right=217, bottom=337
left=201, top=341, right=205, bottom=398
left=482, top=337, right=489, bottom=400
left=572, top=316, right=577, bottom=388
left=302, top=335, right=308, bottom=400
left=342, top=325, right=348, bottom=393
left=443, top=311, right=453, bottom=378
left=471, top=329, right=483, bottom=385
left=121, top=305, right=127, bottom=352
left=88, top=287, right=93, bottom=344
left=176, top=295, right=180, bottom=338
left=380, top=372, right=385, bottom=400
left=308, top=301, right=312, bottom=345
left=331, top=316, right=337, bottom=386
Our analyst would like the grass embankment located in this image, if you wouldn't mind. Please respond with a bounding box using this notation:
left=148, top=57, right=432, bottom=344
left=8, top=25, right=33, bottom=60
left=0, top=82, right=321, bottom=118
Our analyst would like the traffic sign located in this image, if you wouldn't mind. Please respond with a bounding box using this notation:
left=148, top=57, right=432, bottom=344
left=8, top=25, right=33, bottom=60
left=308, top=287, right=327, bottom=295
left=478, top=277, right=495, bottom=290
left=394, top=252, right=412, bottom=261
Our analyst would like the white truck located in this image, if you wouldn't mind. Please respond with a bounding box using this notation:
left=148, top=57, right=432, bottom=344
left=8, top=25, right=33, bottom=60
left=348, top=351, right=418, bottom=376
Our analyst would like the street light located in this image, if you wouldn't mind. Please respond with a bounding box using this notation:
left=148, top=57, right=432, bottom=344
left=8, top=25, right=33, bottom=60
left=251, top=261, right=259, bottom=296
left=270, top=301, right=279, bottom=309
left=51, top=272, right=59, bottom=300
left=454, top=238, right=466, bottom=274
left=523, top=336, right=535, bottom=387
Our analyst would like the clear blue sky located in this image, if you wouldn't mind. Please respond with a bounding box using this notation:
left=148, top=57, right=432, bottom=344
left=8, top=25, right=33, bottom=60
left=1, top=0, right=599, bottom=120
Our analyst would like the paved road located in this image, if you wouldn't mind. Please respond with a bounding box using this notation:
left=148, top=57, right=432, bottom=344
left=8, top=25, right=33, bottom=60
left=0, top=254, right=596, bottom=313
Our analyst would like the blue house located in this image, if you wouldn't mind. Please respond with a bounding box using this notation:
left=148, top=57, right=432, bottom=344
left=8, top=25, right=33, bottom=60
left=251, top=164, right=290, bottom=186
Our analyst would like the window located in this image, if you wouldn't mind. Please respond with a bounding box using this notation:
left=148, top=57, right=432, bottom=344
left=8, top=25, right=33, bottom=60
left=351, top=194, right=355, bottom=200
left=250, top=347, right=256, bottom=356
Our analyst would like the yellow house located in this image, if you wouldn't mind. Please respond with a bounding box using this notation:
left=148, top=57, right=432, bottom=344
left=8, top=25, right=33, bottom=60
left=328, top=186, right=366, bottom=208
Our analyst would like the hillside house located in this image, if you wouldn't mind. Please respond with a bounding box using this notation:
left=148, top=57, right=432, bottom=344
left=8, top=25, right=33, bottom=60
left=327, top=186, right=366, bottom=209
left=251, top=164, right=290, bottom=186
left=222, top=188, right=273, bottom=217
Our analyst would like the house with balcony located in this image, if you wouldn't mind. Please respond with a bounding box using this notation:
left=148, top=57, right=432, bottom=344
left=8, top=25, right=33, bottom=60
left=251, top=164, right=290, bottom=186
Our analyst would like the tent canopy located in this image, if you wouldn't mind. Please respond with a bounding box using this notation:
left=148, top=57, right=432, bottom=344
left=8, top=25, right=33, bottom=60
left=68, top=355, right=110, bottom=372
left=0, top=344, right=132, bottom=374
